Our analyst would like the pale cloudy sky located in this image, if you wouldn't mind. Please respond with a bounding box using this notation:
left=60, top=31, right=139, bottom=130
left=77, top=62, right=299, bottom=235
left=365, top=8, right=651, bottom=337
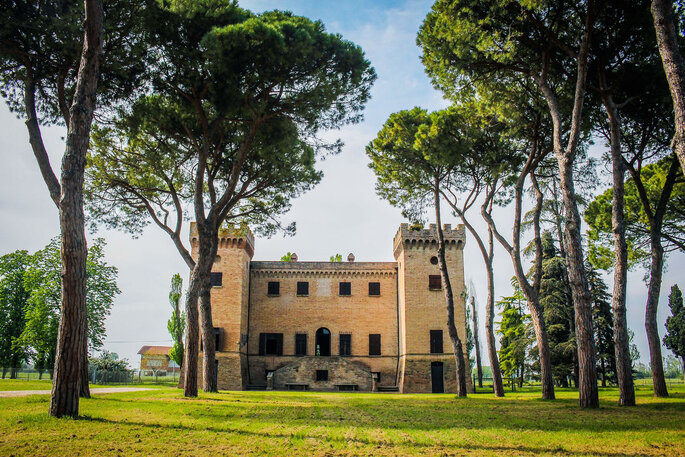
left=0, top=0, right=682, bottom=367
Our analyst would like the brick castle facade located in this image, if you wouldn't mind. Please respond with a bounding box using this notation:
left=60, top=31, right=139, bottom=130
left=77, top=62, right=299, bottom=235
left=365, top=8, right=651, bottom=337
left=192, top=222, right=472, bottom=393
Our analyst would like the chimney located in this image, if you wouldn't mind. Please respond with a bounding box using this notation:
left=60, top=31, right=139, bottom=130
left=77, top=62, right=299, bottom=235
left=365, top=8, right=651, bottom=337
left=347, top=253, right=355, bottom=262
left=291, top=253, right=298, bottom=262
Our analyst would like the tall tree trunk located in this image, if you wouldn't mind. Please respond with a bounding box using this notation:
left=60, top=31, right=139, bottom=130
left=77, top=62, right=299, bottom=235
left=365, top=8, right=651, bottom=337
left=80, top=316, right=90, bottom=398
left=470, top=296, right=483, bottom=388
left=48, top=0, right=103, bottom=418
left=557, top=156, right=599, bottom=408
left=602, top=91, right=635, bottom=406
left=646, top=229, right=669, bottom=397
left=182, top=277, right=200, bottom=397
left=197, top=227, right=218, bottom=393
left=449, top=198, right=505, bottom=397
left=433, top=178, right=467, bottom=397
left=651, top=0, right=685, bottom=176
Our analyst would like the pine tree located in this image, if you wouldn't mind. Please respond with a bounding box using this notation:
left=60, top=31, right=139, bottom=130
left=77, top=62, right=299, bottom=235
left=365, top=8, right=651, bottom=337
left=587, top=261, right=616, bottom=387
left=664, top=285, right=685, bottom=381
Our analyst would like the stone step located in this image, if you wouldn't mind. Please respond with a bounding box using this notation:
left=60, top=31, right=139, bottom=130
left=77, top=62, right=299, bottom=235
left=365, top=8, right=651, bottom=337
left=376, top=386, right=400, bottom=392
left=245, top=384, right=266, bottom=391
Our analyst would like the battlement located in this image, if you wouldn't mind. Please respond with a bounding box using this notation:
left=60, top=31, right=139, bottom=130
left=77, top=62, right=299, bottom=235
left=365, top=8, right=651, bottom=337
left=190, top=222, right=255, bottom=257
left=393, top=222, right=465, bottom=258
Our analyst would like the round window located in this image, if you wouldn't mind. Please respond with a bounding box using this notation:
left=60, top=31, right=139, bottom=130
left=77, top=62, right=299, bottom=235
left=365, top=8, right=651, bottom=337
left=430, top=256, right=438, bottom=265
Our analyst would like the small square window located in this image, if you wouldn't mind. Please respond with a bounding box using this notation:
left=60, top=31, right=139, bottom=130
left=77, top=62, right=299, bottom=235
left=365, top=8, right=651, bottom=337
left=267, top=281, right=280, bottom=296
left=339, top=282, right=351, bottom=296
left=210, top=272, right=223, bottom=287
left=297, top=281, right=309, bottom=296
left=429, top=275, right=442, bottom=290
left=316, top=370, right=328, bottom=381
left=368, top=282, right=381, bottom=296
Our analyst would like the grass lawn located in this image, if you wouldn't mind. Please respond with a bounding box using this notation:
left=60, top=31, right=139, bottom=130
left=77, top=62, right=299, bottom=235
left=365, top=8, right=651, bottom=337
left=0, top=379, right=175, bottom=391
left=0, top=386, right=683, bottom=456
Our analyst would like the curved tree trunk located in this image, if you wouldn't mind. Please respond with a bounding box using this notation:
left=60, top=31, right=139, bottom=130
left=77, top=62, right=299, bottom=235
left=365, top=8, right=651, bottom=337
left=470, top=296, right=483, bottom=389
left=651, top=0, right=685, bottom=176
left=48, top=0, right=103, bottom=418
left=646, top=229, right=669, bottom=397
left=196, top=224, right=219, bottom=393
left=434, top=178, right=467, bottom=397
left=450, top=199, right=505, bottom=397
left=602, top=91, right=635, bottom=406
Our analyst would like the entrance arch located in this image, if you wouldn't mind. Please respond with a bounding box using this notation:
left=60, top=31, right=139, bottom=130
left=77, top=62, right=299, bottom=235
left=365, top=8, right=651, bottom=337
left=315, top=328, right=331, bottom=356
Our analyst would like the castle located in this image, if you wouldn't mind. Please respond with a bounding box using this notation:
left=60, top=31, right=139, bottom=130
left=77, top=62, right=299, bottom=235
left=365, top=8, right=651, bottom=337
left=191, top=222, right=472, bottom=393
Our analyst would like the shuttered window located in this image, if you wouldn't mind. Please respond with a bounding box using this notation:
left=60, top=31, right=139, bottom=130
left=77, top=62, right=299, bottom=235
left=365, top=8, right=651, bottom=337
left=210, top=272, right=223, bottom=287
left=296, top=281, right=309, bottom=296
left=295, top=333, right=307, bottom=356
left=368, top=282, right=381, bottom=296
left=339, top=334, right=351, bottom=356
left=429, top=275, right=442, bottom=290
left=339, top=282, right=351, bottom=296
left=369, top=334, right=381, bottom=356
left=267, top=281, right=280, bottom=296
left=259, top=333, right=283, bottom=356
left=430, top=329, right=443, bottom=354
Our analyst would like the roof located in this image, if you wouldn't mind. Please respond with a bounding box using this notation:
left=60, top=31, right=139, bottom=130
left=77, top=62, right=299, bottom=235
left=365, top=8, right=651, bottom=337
left=137, top=345, right=172, bottom=356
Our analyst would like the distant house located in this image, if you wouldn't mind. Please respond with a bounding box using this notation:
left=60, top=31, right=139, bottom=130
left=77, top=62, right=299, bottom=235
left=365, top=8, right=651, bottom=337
left=137, top=346, right=179, bottom=373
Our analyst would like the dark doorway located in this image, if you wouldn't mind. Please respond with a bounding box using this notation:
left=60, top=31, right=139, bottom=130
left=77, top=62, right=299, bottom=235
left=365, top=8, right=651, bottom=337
left=431, top=362, right=444, bottom=393
left=315, top=328, right=331, bottom=356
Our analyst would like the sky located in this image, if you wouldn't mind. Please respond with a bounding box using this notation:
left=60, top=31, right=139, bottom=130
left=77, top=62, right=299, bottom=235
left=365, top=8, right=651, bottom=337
left=0, top=0, right=682, bottom=369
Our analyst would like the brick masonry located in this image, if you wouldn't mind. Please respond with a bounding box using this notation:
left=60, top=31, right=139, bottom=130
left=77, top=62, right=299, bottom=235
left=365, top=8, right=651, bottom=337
left=192, top=222, right=471, bottom=393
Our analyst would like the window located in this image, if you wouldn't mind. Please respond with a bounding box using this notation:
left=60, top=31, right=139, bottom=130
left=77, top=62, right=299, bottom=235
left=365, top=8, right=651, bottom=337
left=200, top=327, right=222, bottom=352
left=339, top=281, right=351, bottom=296
left=368, top=282, right=381, bottom=296
left=339, top=334, right=351, bottom=356
left=430, top=329, right=443, bottom=354
left=267, top=281, right=280, bottom=296
left=315, top=328, right=331, bottom=356
left=372, top=371, right=381, bottom=383
left=316, top=370, right=328, bottom=381
left=369, top=334, right=381, bottom=356
left=259, top=333, right=283, bottom=356
left=210, top=272, right=223, bottom=287
left=295, top=333, right=307, bottom=356
left=430, top=256, right=439, bottom=265
left=214, top=327, right=222, bottom=352
left=429, top=275, right=442, bottom=290
left=297, top=281, right=309, bottom=296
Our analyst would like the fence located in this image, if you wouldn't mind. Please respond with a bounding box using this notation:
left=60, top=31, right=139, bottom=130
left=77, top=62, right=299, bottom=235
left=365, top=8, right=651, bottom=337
left=1, top=367, right=180, bottom=385
left=472, top=374, right=685, bottom=392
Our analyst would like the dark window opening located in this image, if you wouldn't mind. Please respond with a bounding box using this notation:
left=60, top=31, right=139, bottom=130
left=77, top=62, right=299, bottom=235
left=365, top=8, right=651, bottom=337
left=369, top=334, right=381, bottom=356
left=259, top=333, right=283, bottom=356
left=316, top=370, right=328, bottom=381
left=295, top=333, right=307, bottom=356
left=372, top=371, right=381, bottom=383
left=267, top=281, right=280, bottom=296
left=210, top=272, right=223, bottom=287
left=430, top=256, right=438, bottom=265
left=339, top=334, right=351, bottom=356
left=315, top=327, right=331, bottom=356
left=429, top=275, right=442, bottom=290
left=368, top=282, right=381, bottom=296
left=339, top=282, right=351, bottom=296
left=430, top=329, right=443, bottom=354
left=297, top=281, right=309, bottom=296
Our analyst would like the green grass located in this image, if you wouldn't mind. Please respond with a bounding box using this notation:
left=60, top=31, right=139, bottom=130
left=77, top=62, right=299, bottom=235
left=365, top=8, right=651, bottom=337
left=0, top=379, right=176, bottom=391
left=1, top=386, right=683, bottom=456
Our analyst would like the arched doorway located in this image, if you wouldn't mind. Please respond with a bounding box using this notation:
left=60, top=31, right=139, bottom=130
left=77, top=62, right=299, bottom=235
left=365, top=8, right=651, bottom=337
left=315, top=328, right=331, bottom=356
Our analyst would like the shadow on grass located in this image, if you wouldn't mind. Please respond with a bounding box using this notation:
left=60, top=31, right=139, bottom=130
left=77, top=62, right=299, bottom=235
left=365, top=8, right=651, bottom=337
left=82, top=390, right=685, bottom=435
left=78, top=414, right=657, bottom=457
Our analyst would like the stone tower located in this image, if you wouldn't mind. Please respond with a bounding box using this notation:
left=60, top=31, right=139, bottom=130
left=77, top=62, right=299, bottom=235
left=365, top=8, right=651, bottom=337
left=393, top=223, right=472, bottom=393
left=191, top=222, right=254, bottom=390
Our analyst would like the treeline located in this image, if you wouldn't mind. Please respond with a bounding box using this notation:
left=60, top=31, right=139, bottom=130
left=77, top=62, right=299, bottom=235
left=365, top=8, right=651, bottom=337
left=367, top=0, right=685, bottom=407
left=0, top=239, right=118, bottom=379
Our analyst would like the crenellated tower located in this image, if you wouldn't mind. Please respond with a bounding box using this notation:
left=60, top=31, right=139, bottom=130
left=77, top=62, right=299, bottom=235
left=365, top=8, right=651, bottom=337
left=190, top=222, right=254, bottom=390
left=393, top=223, right=472, bottom=393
